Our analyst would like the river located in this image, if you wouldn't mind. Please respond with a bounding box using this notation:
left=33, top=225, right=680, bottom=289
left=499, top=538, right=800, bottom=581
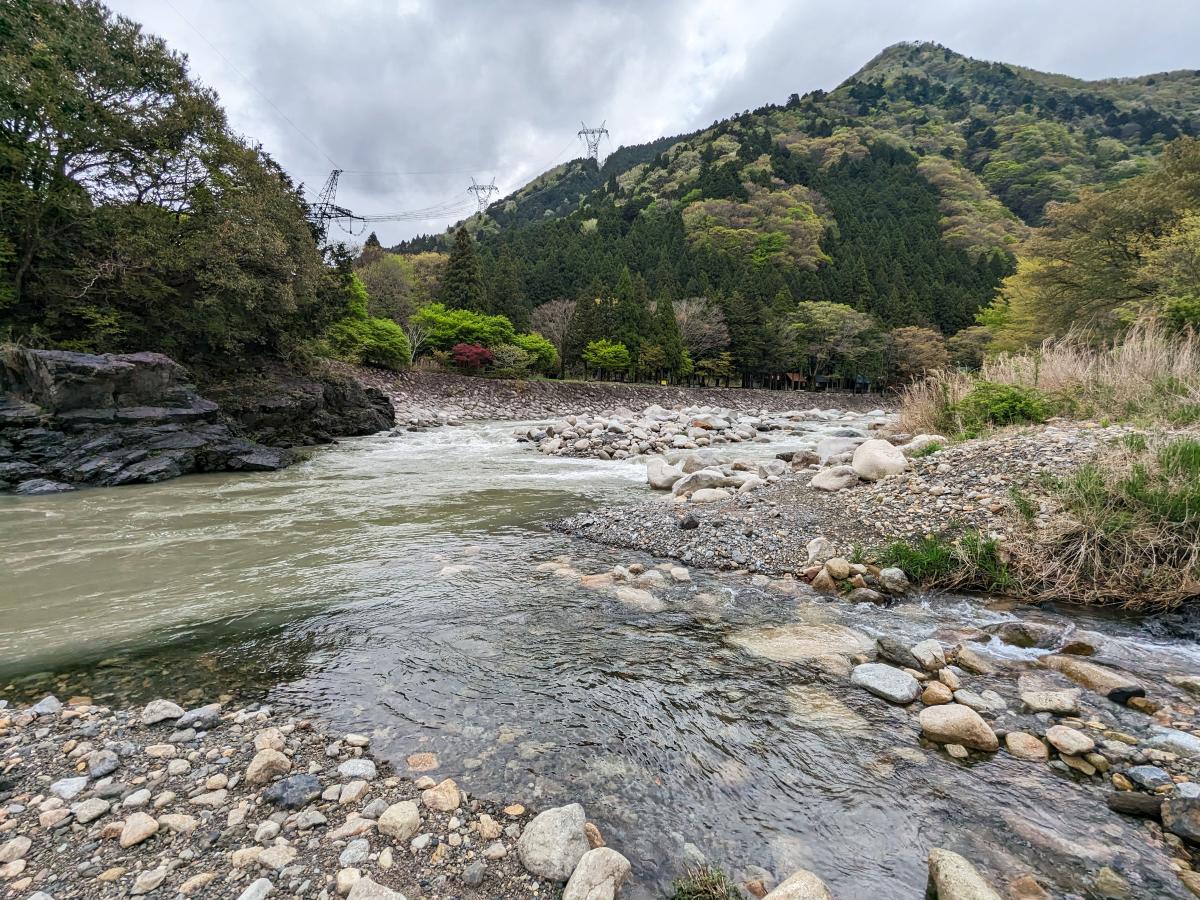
left=1, top=420, right=1197, bottom=897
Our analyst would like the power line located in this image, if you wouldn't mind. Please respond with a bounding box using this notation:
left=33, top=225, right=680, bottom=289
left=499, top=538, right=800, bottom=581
left=162, top=0, right=338, bottom=169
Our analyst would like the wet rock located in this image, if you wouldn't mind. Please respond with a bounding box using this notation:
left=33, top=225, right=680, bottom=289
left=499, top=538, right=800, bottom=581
left=1019, top=688, right=1080, bottom=715
left=1004, top=732, right=1048, bottom=761
left=922, top=682, right=953, bottom=705
left=877, top=636, right=921, bottom=670
left=850, top=663, right=920, bottom=704
left=952, top=689, right=1006, bottom=716
left=517, top=803, right=590, bottom=882
left=986, top=621, right=1062, bottom=650
left=1126, top=765, right=1173, bottom=791
left=1147, top=727, right=1200, bottom=758
left=762, top=867, right=833, bottom=899
left=878, top=567, right=909, bottom=594
left=846, top=587, right=888, bottom=605
left=141, top=698, right=185, bottom=724
left=1106, top=792, right=1164, bottom=819
left=918, top=704, right=998, bottom=751
left=645, top=456, right=683, bottom=490
left=264, top=773, right=322, bottom=809
left=1045, top=725, right=1095, bottom=756
left=1163, top=796, right=1200, bottom=843
left=954, top=645, right=998, bottom=675
left=728, top=623, right=873, bottom=664
left=927, top=848, right=1001, bottom=900
left=15, top=478, right=74, bottom=495
left=1042, top=656, right=1145, bottom=704
left=910, top=639, right=946, bottom=672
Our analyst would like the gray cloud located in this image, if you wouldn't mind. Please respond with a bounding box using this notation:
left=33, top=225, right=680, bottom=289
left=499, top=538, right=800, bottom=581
left=108, top=0, right=1199, bottom=244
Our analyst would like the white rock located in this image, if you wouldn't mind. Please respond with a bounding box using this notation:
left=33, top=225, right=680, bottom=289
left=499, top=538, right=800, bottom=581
left=850, top=664, right=920, bottom=704
left=141, top=699, right=185, bottom=724
left=562, top=847, right=632, bottom=900
left=516, top=803, right=590, bottom=881
left=910, top=639, right=946, bottom=672
left=762, top=867, right=834, bottom=899
left=927, top=848, right=1001, bottom=899
left=378, top=801, right=420, bottom=842
left=809, top=465, right=859, bottom=492
left=851, top=439, right=908, bottom=481
left=645, top=457, right=683, bottom=490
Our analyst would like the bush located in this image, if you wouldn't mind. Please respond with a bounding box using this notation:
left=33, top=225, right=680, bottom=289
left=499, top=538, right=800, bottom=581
left=948, top=381, right=1054, bottom=436
left=582, top=338, right=630, bottom=374
left=513, top=331, right=559, bottom=374
left=490, top=343, right=530, bottom=376
left=410, top=303, right=516, bottom=350
left=452, top=342, right=493, bottom=371
left=326, top=316, right=411, bottom=371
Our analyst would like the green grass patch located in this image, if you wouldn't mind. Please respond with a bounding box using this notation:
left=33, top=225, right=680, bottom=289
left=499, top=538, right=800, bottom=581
left=875, top=530, right=1016, bottom=593
left=1009, top=486, right=1038, bottom=523
left=945, top=381, right=1056, bottom=438
left=910, top=441, right=944, bottom=458
left=670, top=866, right=740, bottom=900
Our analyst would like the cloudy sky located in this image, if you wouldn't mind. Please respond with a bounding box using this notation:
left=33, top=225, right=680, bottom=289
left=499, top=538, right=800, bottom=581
left=109, top=0, right=1199, bottom=244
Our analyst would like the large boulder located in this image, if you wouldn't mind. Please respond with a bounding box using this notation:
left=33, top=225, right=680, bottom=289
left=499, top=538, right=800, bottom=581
left=517, top=803, right=591, bottom=882
left=1163, top=796, right=1200, bottom=843
left=918, top=704, right=999, bottom=751
left=809, top=465, right=859, bottom=492
left=671, top=468, right=731, bottom=498
left=851, top=439, right=908, bottom=481
left=562, top=847, right=632, bottom=900
left=645, top=457, right=683, bottom=490
left=1042, top=656, right=1145, bottom=704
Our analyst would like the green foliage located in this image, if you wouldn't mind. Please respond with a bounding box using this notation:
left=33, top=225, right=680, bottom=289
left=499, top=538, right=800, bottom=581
left=949, top=381, right=1054, bottom=435
left=488, top=343, right=529, bottom=375
left=410, top=303, right=516, bottom=350
left=670, top=867, right=740, bottom=900
left=876, top=530, right=1016, bottom=592
left=440, top=227, right=486, bottom=312
left=582, top=338, right=630, bottom=373
left=0, top=0, right=345, bottom=369
left=910, top=441, right=944, bottom=458
left=513, top=331, right=559, bottom=374
left=326, top=316, right=411, bottom=371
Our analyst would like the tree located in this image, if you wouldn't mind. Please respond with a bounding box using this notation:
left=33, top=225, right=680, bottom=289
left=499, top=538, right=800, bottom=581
left=409, top=303, right=516, bottom=349
left=673, top=297, right=730, bottom=358
left=582, top=339, right=630, bottom=379
left=885, top=326, right=949, bottom=383
left=529, top=299, right=576, bottom=377
left=440, top=227, right=486, bottom=311
left=0, top=0, right=346, bottom=367
left=651, top=297, right=685, bottom=377
left=356, top=254, right=419, bottom=323
left=452, top=343, right=493, bottom=371
left=513, top=331, right=559, bottom=374
left=947, top=325, right=994, bottom=369
left=791, top=301, right=880, bottom=385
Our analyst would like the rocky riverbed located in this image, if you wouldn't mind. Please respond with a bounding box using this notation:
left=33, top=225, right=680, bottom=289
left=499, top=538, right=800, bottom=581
left=0, top=696, right=641, bottom=899
left=350, top=368, right=888, bottom=430
left=556, top=421, right=1139, bottom=575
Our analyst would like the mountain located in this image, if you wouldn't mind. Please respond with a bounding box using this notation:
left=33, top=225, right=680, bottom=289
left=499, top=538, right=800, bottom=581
left=389, top=43, right=1200, bottom=379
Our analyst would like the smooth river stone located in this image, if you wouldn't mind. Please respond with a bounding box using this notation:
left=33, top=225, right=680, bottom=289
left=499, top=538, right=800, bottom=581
left=727, top=623, right=873, bottom=664
left=927, top=848, right=1001, bottom=900
left=1042, top=655, right=1145, bottom=704
left=850, top=663, right=920, bottom=704
left=1045, top=725, right=1095, bottom=756
left=918, top=704, right=998, bottom=751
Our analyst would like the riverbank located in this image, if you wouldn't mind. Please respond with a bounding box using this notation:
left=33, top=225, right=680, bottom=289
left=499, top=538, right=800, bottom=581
left=556, top=421, right=1132, bottom=574
left=346, top=367, right=890, bottom=428
left=0, top=695, right=636, bottom=899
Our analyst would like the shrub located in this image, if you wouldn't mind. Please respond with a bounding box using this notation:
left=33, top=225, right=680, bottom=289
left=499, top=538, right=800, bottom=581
left=513, top=331, right=559, bottom=374
left=451, top=342, right=493, bottom=371
left=410, top=303, right=516, bottom=350
left=948, top=381, right=1054, bottom=436
left=326, top=316, right=411, bottom=371
left=910, top=441, right=943, bottom=458
left=582, top=338, right=630, bottom=374
left=490, top=343, right=530, bottom=376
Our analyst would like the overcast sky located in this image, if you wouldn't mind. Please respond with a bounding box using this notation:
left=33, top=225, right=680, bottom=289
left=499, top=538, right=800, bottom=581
left=109, top=0, right=1199, bottom=244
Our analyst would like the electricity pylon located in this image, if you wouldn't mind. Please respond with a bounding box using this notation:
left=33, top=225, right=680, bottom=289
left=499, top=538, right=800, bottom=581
left=578, top=120, right=609, bottom=161
left=467, top=177, right=499, bottom=214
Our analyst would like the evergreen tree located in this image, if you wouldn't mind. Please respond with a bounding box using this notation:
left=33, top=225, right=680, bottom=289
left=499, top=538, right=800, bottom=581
left=441, top=227, right=486, bottom=312
left=652, top=297, right=685, bottom=377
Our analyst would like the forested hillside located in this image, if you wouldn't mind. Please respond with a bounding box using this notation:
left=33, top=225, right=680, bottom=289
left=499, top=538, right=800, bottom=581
left=381, top=42, right=1200, bottom=387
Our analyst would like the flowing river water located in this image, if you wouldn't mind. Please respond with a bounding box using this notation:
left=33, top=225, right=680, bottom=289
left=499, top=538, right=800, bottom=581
left=2, top=421, right=1199, bottom=897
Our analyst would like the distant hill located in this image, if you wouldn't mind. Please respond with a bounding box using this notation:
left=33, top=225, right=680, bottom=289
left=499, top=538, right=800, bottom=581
left=392, top=42, right=1200, bottom=341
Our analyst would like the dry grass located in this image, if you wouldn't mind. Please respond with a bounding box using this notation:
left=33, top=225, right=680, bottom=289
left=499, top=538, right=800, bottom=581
left=899, top=322, right=1200, bottom=434
left=1010, top=434, right=1200, bottom=610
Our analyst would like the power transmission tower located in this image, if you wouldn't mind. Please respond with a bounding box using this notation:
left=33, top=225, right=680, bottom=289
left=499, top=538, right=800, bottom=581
left=578, top=120, right=609, bottom=161
left=467, top=177, right=499, bottom=214
left=308, top=169, right=363, bottom=237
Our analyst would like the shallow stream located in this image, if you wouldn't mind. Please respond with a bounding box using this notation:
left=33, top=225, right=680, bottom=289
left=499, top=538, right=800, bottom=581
left=2, top=421, right=1198, bottom=897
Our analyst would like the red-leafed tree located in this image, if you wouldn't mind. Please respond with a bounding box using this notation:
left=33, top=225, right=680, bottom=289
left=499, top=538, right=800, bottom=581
left=452, top=342, right=494, bottom=371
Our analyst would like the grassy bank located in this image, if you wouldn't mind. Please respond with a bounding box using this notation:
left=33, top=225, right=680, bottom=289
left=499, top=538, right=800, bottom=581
left=899, top=323, right=1200, bottom=436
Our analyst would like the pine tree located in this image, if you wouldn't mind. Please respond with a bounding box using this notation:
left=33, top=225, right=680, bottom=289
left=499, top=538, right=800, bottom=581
left=652, top=296, right=685, bottom=378
left=441, top=227, right=486, bottom=312
left=488, top=248, right=528, bottom=330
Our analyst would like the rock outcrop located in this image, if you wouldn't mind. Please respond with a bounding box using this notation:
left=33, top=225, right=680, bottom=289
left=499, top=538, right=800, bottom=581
left=0, top=347, right=296, bottom=492
left=0, top=346, right=398, bottom=493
